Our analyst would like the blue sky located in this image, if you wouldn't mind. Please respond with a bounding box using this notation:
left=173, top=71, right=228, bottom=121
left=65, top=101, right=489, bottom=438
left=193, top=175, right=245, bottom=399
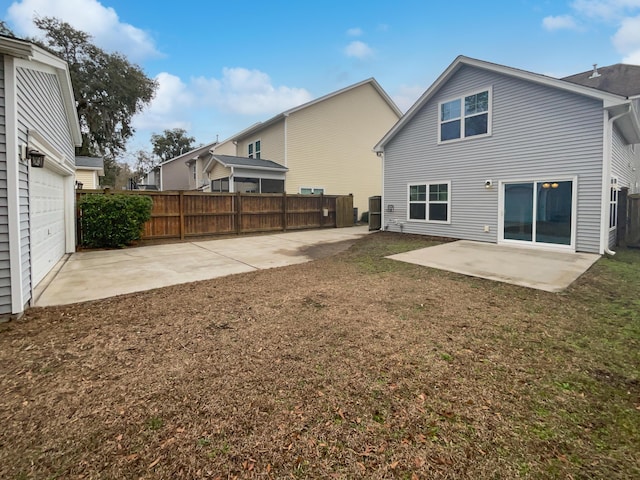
left=4, top=0, right=640, bottom=162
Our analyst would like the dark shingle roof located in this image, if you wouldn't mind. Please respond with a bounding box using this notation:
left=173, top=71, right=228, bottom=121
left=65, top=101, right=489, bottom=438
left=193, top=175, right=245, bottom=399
left=212, top=155, right=288, bottom=171
left=562, top=64, right=640, bottom=97
left=75, top=156, right=104, bottom=169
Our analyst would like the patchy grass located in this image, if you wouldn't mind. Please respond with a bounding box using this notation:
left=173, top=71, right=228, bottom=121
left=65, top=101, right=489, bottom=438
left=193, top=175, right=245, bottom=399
left=0, top=231, right=638, bottom=479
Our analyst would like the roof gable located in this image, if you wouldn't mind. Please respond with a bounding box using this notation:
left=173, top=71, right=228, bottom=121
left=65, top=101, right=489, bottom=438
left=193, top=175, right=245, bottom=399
left=232, top=78, right=402, bottom=141
left=375, top=55, right=630, bottom=151
left=1, top=35, right=82, bottom=147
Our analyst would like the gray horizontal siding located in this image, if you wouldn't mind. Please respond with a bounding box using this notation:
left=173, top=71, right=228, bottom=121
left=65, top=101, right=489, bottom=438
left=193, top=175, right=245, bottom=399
left=16, top=65, right=75, bottom=306
left=0, top=55, right=10, bottom=313
left=16, top=67, right=75, bottom=161
left=384, top=64, right=604, bottom=253
left=609, top=127, right=640, bottom=247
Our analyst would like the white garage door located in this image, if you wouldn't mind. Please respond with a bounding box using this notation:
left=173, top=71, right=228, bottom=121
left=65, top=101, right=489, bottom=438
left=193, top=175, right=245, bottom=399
left=30, top=166, right=66, bottom=287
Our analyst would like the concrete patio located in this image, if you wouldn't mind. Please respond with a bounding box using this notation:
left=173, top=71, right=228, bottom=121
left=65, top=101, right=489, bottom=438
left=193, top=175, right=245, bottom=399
left=387, top=240, right=601, bottom=292
left=35, top=226, right=370, bottom=306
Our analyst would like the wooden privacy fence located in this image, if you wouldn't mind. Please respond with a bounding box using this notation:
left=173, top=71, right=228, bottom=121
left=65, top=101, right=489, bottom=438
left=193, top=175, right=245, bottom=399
left=76, top=190, right=354, bottom=244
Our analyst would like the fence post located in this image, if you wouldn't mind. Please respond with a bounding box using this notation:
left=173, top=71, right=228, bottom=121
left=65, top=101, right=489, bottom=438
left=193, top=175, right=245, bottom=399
left=282, top=192, right=288, bottom=232
left=236, top=191, right=242, bottom=234
left=179, top=191, right=185, bottom=240
left=319, top=193, right=324, bottom=227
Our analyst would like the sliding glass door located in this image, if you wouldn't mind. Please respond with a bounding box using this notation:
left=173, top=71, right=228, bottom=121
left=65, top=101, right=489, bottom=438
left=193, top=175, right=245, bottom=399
left=503, top=180, right=573, bottom=247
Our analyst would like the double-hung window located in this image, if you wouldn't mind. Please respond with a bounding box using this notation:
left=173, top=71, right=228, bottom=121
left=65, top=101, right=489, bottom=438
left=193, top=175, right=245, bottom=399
left=408, top=182, right=450, bottom=223
left=439, top=89, right=491, bottom=142
left=248, top=140, right=261, bottom=159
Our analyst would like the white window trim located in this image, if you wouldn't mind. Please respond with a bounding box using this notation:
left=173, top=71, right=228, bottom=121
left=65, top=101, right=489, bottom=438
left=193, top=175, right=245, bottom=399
left=248, top=139, right=261, bottom=159
left=438, top=86, right=492, bottom=144
left=609, top=176, right=619, bottom=231
left=406, top=181, right=451, bottom=224
left=299, top=186, right=325, bottom=195
left=497, top=176, right=578, bottom=252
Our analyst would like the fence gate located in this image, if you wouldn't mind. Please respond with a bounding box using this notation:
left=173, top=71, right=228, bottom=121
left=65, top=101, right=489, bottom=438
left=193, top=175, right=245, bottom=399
left=335, top=195, right=354, bottom=228
left=368, top=196, right=381, bottom=231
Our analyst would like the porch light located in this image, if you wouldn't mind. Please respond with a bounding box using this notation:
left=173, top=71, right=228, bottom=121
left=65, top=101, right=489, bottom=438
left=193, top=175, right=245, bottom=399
left=551, top=182, right=559, bottom=188
left=28, top=149, right=45, bottom=168
left=542, top=182, right=551, bottom=189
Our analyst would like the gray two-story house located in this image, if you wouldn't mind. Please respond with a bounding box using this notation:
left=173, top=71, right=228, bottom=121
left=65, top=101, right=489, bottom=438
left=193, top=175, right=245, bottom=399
left=375, top=56, right=640, bottom=254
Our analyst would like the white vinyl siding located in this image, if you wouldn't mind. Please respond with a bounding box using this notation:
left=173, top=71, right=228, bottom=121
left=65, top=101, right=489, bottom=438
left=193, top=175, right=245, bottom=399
left=383, top=64, right=604, bottom=253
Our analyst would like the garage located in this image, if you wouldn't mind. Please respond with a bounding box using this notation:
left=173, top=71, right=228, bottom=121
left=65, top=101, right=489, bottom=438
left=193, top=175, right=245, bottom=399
left=29, top=164, right=67, bottom=287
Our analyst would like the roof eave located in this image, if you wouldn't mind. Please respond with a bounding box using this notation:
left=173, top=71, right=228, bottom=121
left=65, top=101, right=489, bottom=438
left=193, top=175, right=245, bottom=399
left=375, top=55, right=629, bottom=151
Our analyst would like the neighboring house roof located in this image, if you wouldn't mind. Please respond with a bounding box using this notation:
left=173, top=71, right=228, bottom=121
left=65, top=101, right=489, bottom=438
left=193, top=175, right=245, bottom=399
left=562, top=64, right=640, bottom=97
left=160, top=142, right=216, bottom=167
left=75, top=156, right=104, bottom=175
left=0, top=35, right=82, bottom=147
left=211, top=155, right=288, bottom=172
left=375, top=55, right=640, bottom=152
left=229, top=78, right=402, bottom=141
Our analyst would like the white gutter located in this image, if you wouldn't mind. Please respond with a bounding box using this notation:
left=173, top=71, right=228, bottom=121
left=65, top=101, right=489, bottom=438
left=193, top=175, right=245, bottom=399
left=229, top=166, right=235, bottom=193
left=601, top=104, right=632, bottom=256
left=284, top=114, right=289, bottom=167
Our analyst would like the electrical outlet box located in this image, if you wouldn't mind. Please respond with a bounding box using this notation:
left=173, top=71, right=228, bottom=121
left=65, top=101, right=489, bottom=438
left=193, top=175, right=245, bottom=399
left=484, top=225, right=490, bottom=232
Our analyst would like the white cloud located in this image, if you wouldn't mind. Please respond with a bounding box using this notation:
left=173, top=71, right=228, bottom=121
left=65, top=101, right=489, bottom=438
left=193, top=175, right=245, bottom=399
left=346, top=27, right=363, bottom=36
left=544, top=1, right=640, bottom=64
left=344, top=40, right=374, bottom=59
left=192, top=67, right=313, bottom=116
left=613, top=15, right=640, bottom=62
left=571, top=0, right=640, bottom=21
left=6, top=0, right=160, bottom=61
left=133, top=73, right=194, bottom=131
left=392, top=85, right=426, bottom=113
left=542, top=14, right=579, bottom=30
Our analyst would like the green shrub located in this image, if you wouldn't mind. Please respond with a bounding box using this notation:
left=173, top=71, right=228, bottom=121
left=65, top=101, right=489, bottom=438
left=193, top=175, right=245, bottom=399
left=79, top=194, right=153, bottom=248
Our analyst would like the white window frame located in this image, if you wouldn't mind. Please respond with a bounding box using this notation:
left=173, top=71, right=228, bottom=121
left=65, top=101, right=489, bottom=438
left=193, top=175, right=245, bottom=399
left=299, top=186, right=325, bottom=195
left=438, top=86, right=492, bottom=144
left=610, top=176, right=619, bottom=231
left=407, top=181, right=451, bottom=224
left=248, top=139, right=261, bottom=159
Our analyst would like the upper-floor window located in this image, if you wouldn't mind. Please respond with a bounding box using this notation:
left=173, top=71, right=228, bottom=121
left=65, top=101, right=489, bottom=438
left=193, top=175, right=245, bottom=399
left=439, top=88, right=491, bottom=142
left=248, top=140, right=261, bottom=159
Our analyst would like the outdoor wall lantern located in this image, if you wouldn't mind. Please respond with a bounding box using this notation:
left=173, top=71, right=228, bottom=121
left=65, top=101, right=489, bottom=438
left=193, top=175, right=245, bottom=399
left=28, top=149, right=45, bottom=168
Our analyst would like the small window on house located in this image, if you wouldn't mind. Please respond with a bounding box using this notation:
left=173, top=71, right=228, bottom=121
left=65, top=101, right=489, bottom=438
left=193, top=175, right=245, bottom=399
left=439, top=89, right=490, bottom=142
left=192, top=164, right=196, bottom=180
left=408, top=182, right=450, bottom=223
left=300, top=187, right=324, bottom=195
left=610, top=177, right=619, bottom=229
left=248, top=143, right=254, bottom=158
left=211, top=177, right=230, bottom=192
left=255, top=140, right=261, bottom=159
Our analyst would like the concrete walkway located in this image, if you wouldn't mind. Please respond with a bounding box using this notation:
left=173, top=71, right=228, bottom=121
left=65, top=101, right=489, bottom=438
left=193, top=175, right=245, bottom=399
left=387, top=240, right=600, bottom=292
left=36, top=226, right=370, bottom=306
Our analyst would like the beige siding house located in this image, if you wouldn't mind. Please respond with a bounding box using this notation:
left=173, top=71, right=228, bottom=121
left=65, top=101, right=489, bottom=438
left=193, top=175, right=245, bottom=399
left=160, top=78, right=402, bottom=216
left=75, top=156, right=103, bottom=189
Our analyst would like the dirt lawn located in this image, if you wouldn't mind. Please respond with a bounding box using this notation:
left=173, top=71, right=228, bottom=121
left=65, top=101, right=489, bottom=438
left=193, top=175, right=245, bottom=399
left=1, top=232, right=638, bottom=479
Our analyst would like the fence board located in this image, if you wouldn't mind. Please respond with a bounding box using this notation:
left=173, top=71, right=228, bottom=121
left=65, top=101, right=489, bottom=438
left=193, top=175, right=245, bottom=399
left=76, top=189, right=351, bottom=245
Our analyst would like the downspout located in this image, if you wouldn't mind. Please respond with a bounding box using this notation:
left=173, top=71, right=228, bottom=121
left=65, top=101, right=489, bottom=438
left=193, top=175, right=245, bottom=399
left=601, top=104, right=632, bottom=256
left=283, top=114, right=289, bottom=168
left=377, top=149, right=385, bottom=230
left=229, top=166, right=235, bottom=193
